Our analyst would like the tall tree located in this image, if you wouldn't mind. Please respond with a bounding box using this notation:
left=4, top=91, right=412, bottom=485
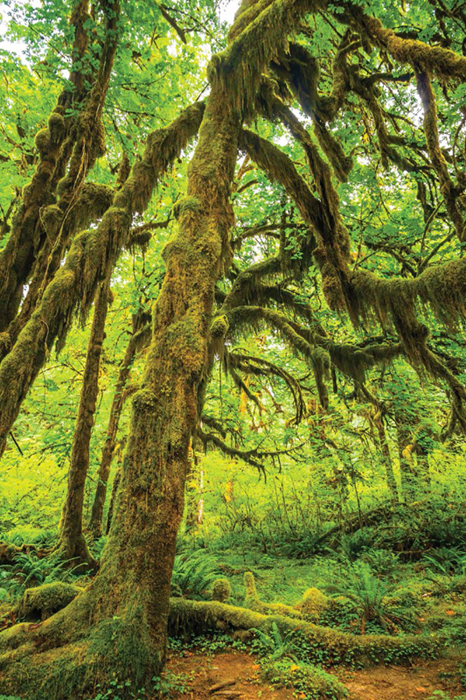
left=1, top=0, right=466, bottom=697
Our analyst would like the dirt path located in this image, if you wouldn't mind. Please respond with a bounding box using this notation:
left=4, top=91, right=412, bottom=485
left=167, top=650, right=291, bottom=699
left=166, top=651, right=463, bottom=699
left=342, top=658, right=462, bottom=699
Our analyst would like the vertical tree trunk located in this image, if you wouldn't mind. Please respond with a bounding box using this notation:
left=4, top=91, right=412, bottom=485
left=376, top=418, right=399, bottom=501
left=0, top=4, right=318, bottom=696
left=88, top=319, right=150, bottom=539
left=395, top=410, right=416, bottom=502
left=105, top=465, right=121, bottom=535
left=55, top=274, right=111, bottom=566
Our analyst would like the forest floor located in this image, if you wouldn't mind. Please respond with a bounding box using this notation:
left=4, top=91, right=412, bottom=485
left=166, top=649, right=464, bottom=699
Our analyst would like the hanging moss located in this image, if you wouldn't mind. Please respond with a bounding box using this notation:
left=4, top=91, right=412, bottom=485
left=239, top=127, right=351, bottom=313
left=218, top=0, right=324, bottom=118
left=314, top=122, right=353, bottom=183
left=416, top=71, right=465, bottom=241
left=0, top=101, right=206, bottom=458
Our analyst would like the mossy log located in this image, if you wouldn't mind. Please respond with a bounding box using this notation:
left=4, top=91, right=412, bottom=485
left=168, top=597, right=438, bottom=666
left=0, top=591, right=439, bottom=698
left=15, top=583, right=83, bottom=622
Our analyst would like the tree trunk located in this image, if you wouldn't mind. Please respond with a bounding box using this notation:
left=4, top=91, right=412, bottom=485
left=376, top=417, right=399, bottom=502
left=105, top=464, right=121, bottom=535
left=395, top=410, right=416, bottom=501
left=55, top=275, right=111, bottom=567
left=88, top=318, right=150, bottom=539
left=0, top=61, right=239, bottom=700
left=0, top=2, right=318, bottom=696
left=0, top=102, right=205, bottom=459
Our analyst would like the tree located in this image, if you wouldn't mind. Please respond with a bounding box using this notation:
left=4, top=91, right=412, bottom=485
left=1, top=0, right=466, bottom=696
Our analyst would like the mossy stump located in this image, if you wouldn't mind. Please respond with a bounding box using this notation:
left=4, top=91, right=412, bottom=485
left=211, top=578, right=231, bottom=603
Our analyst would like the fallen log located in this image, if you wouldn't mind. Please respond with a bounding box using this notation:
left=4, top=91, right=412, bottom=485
left=168, top=598, right=439, bottom=666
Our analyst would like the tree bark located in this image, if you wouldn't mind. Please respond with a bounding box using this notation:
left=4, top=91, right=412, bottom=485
left=55, top=274, right=111, bottom=568
left=0, top=2, right=325, bottom=696
left=88, top=317, right=150, bottom=539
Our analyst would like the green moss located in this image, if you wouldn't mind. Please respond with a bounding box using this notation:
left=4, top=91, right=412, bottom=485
left=16, top=583, right=83, bottom=622
left=296, top=587, right=329, bottom=621
left=167, top=598, right=439, bottom=666
left=210, top=315, right=229, bottom=338
left=211, top=578, right=231, bottom=602
left=244, top=571, right=258, bottom=600
left=47, top=113, right=65, bottom=144
left=173, top=196, right=203, bottom=219
left=34, top=129, right=51, bottom=156
left=261, top=658, right=348, bottom=699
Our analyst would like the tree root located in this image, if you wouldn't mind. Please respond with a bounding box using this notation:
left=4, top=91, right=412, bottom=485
left=0, top=585, right=164, bottom=699
left=0, top=541, right=45, bottom=566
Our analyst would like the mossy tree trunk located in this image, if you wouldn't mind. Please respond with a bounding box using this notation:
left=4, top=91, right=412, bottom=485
left=0, top=0, right=117, bottom=341
left=0, top=0, right=90, bottom=333
left=105, top=464, right=121, bottom=534
left=88, top=316, right=150, bottom=539
left=0, top=2, right=333, bottom=695
left=55, top=274, right=111, bottom=568
left=0, top=102, right=205, bottom=460
left=375, top=417, right=399, bottom=502
left=0, top=52, right=240, bottom=700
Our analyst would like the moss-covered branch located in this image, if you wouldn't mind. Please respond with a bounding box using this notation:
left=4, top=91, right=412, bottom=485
left=353, top=10, right=466, bottom=80
left=0, top=101, right=205, bottom=459
left=0, top=0, right=117, bottom=332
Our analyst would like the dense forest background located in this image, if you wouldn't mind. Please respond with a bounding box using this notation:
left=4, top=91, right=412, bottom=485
left=1, top=0, right=466, bottom=698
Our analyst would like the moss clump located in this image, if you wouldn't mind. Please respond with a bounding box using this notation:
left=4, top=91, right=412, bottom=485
left=211, top=578, right=231, bottom=602
left=173, top=196, right=203, bottom=219
left=48, top=112, right=66, bottom=144
left=296, top=587, right=329, bottom=621
left=261, top=658, right=348, bottom=699
left=34, top=129, right=51, bottom=156
left=210, top=314, right=229, bottom=338
left=40, top=204, right=63, bottom=238
left=244, top=571, right=258, bottom=600
left=16, top=582, right=83, bottom=621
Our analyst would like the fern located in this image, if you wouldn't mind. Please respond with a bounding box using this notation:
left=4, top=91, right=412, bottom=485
left=171, top=551, right=220, bottom=600
left=325, top=564, right=402, bottom=633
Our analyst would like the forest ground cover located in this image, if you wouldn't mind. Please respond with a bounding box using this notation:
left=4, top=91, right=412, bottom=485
left=2, top=467, right=466, bottom=699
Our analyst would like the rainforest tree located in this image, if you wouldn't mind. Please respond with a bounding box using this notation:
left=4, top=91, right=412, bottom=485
left=0, top=0, right=466, bottom=696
